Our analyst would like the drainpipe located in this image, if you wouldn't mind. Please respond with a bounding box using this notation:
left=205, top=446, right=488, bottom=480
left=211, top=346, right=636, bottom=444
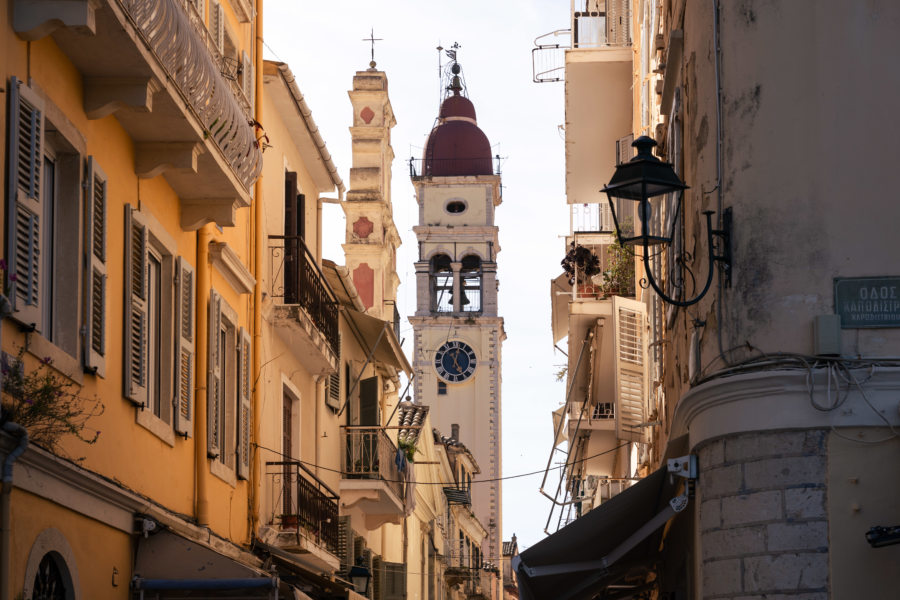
left=1, top=422, right=28, bottom=600
left=250, top=0, right=265, bottom=541
left=195, top=225, right=213, bottom=526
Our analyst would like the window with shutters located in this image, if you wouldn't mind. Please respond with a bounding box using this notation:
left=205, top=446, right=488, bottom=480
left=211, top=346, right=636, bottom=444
left=612, top=296, right=648, bottom=443
left=326, top=341, right=341, bottom=411
left=209, top=0, right=225, bottom=54
left=5, top=78, right=97, bottom=367
left=241, top=50, right=254, bottom=110
left=124, top=206, right=194, bottom=445
left=208, top=293, right=252, bottom=483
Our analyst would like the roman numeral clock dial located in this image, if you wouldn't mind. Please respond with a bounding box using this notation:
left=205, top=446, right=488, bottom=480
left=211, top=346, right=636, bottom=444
left=434, top=340, right=477, bottom=383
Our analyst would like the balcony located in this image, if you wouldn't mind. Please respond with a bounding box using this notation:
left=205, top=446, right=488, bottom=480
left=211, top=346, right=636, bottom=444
left=408, top=157, right=502, bottom=179
left=572, top=0, right=632, bottom=49
left=444, top=553, right=495, bottom=598
left=574, top=476, right=635, bottom=514
left=269, top=236, right=339, bottom=375
left=567, top=400, right=616, bottom=433
left=263, top=460, right=340, bottom=571
left=13, top=0, right=262, bottom=229
left=339, top=427, right=406, bottom=530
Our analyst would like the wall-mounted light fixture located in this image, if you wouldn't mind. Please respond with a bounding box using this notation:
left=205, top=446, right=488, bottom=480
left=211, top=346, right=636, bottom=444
left=348, top=561, right=372, bottom=595
left=603, top=136, right=731, bottom=307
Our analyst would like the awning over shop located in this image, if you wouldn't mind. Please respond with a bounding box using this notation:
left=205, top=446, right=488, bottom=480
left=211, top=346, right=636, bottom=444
left=343, top=308, right=412, bottom=375
left=132, top=529, right=277, bottom=599
left=256, top=541, right=355, bottom=599
left=514, top=462, right=692, bottom=600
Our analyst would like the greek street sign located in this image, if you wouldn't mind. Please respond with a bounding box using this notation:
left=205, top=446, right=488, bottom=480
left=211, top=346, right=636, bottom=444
left=834, top=277, right=900, bottom=329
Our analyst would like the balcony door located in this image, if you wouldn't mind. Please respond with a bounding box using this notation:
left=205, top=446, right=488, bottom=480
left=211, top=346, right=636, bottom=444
left=283, top=392, right=294, bottom=521
left=284, top=171, right=305, bottom=304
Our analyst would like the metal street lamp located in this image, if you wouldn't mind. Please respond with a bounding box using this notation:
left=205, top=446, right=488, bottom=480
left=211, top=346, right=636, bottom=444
left=603, top=136, right=731, bottom=307
left=348, top=562, right=372, bottom=595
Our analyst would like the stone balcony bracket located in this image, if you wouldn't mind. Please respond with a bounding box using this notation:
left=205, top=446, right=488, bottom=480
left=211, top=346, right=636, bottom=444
left=84, top=77, right=161, bottom=120
left=13, top=0, right=101, bottom=41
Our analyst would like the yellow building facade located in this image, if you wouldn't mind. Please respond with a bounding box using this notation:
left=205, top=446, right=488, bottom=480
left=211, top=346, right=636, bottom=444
left=0, top=3, right=493, bottom=597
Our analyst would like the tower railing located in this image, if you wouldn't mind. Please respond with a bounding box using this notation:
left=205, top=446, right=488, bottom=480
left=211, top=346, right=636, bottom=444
left=408, top=157, right=502, bottom=178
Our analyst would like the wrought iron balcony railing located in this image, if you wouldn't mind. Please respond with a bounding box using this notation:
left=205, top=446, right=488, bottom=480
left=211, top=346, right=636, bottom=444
left=268, top=235, right=339, bottom=356
left=266, top=460, right=339, bottom=554
left=121, top=0, right=262, bottom=188
left=572, top=0, right=632, bottom=48
left=342, top=427, right=404, bottom=501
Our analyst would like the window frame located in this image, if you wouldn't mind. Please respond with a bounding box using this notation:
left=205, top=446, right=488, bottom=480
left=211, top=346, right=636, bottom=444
left=208, top=291, right=251, bottom=483
left=430, top=254, right=453, bottom=313
left=5, top=78, right=91, bottom=366
left=125, top=206, right=179, bottom=446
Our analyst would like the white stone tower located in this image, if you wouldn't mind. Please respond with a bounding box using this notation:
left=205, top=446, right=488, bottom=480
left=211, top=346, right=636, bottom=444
left=408, top=61, right=505, bottom=567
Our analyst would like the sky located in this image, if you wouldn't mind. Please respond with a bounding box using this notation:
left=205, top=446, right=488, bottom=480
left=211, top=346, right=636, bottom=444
left=264, top=0, right=570, bottom=552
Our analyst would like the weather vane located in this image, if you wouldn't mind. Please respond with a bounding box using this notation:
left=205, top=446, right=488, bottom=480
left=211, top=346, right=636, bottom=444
left=362, top=28, right=383, bottom=68
left=445, top=41, right=461, bottom=63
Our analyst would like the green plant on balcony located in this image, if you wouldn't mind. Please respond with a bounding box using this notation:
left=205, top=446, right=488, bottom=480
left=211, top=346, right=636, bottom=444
left=398, top=438, right=417, bottom=462
left=598, top=232, right=635, bottom=298
left=561, top=242, right=601, bottom=286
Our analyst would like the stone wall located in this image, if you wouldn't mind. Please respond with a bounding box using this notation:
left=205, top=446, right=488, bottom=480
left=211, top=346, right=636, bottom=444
left=696, top=430, right=829, bottom=599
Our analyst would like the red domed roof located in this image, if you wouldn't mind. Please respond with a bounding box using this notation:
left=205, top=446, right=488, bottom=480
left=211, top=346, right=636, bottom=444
left=424, top=93, right=493, bottom=177
left=440, top=95, right=477, bottom=120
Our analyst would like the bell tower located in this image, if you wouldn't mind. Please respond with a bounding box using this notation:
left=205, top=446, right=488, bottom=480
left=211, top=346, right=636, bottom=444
left=408, top=60, right=505, bottom=567
left=343, top=62, right=401, bottom=323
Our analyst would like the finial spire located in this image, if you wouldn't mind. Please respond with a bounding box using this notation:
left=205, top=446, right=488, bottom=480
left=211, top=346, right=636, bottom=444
left=362, top=28, right=383, bottom=69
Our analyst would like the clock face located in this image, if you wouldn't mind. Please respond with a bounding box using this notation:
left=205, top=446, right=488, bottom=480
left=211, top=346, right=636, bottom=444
left=434, top=341, right=477, bottom=383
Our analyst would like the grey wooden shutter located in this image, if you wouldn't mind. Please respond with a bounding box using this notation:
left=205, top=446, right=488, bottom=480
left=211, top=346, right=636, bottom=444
left=207, top=288, right=222, bottom=457
left=6, top=77, right=44, bottom=327
left=237, top=326, right=252, bottom=479
left=211, top=0, right=224, bottom=53
left=83, top=157, right=107, bottom=377
left=372, top=555, right=382, bottom=600
left=123, top=205, right=148, bottom=406
left=383, top=562, right=407, bottom=600
left=613, top=296, right=648, bottom=443
left=363, top=549, right=375, bottom=600
left=326, top=336, right=341, bottom=410
left=173, top=257, right=196, bottom=437
left=241, top=51, right=254, bottom=108
left=337, top=515, right=354, bottom=574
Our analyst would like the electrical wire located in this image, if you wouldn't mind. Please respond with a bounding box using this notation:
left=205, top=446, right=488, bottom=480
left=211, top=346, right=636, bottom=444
left=253, top=440, right=629, bottom=485
left=695, top=352, right=900, bottom=445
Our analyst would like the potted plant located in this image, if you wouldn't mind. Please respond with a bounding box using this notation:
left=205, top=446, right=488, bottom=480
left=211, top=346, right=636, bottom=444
left=561, top=242, right=602, bottom=295
left=397, top=438, right=417, bottom=462
left=598, top=233, right=635, bottom=298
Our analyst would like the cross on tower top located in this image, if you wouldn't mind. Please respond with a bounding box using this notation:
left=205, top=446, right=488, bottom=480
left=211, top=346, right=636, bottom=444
left=362, top=28, right=383, bottom=68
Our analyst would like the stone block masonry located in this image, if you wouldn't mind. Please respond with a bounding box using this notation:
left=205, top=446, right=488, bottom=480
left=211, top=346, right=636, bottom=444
left=695, top=430, right=828, bottom=599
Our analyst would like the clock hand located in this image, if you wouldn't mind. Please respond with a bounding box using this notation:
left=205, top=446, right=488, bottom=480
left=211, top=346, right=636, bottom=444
left=451, top=349, right=463, bottom=372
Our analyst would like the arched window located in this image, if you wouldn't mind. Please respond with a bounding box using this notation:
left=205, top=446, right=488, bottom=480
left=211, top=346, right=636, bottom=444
left=460, top=255, right=482, bottom=312
left=32, top=553, right=73, bottom=600
left=431, top=254, right=453, bottom=312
